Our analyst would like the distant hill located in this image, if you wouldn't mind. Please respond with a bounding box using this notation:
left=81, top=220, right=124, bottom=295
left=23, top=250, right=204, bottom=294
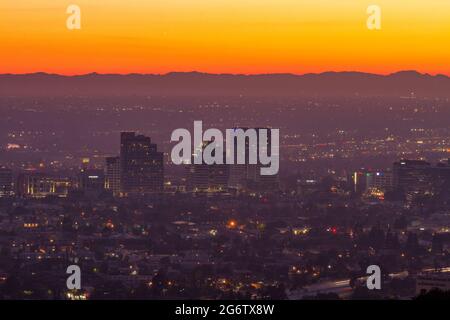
left=1, top=71, right=449, bottom=97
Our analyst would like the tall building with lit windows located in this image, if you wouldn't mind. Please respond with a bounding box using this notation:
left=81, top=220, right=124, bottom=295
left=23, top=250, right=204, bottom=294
left=120, top=132, right=164, bottom=194
left=393, top=160, right=433, bottom=200
left=227, top=127, right=279, bottom=192
left=105, top=156, right=121, bottom=196
left=187, top=141, right=229, bottom=193
left=392, top=159, right=450, bottom=203
left=352, top=170, right=393, bottom=194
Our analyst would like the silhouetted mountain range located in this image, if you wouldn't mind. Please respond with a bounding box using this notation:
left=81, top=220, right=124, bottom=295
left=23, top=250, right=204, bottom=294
left=1, top=71, right=449, bottom=97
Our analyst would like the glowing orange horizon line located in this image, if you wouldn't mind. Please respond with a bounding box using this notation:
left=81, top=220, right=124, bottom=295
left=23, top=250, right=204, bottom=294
left=2, top=70, right=449, bottom=77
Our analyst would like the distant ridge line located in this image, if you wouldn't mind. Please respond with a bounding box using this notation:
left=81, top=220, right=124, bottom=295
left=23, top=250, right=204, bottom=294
left=1, top=71, right=449, bottom=98
left=1, top=70, right=448, bottom=78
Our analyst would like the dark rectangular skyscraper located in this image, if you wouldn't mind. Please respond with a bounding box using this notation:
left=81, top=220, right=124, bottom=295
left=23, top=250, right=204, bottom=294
left=393, top=160, right=432, bottom=192
left=0, top=167, right=13, bottom=197
left=227, top=127, right=279, bottom=192
left=120, top=132, right=164, bottom=194
left=187, top=141, right=229, bottom=193
left=77, top=169, right=105, bottom=194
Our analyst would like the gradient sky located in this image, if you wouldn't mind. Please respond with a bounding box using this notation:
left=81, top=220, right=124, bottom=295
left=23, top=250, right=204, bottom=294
left=1, top=0, right=450, bottom=75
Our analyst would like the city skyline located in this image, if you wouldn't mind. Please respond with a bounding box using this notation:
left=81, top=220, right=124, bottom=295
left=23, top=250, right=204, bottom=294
left=2, top=0, right=450, bottom=304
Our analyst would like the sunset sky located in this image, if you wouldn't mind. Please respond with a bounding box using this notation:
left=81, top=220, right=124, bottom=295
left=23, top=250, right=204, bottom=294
left=1, top=0, right=450, bottom=75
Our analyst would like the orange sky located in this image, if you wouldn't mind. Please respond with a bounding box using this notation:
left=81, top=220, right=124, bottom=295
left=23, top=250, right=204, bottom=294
left=1, top=0, right=450, bottom=75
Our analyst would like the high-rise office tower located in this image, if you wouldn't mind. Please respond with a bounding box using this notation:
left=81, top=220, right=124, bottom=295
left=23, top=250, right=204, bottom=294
left=391, top=158, right=450, bottom=204
left=432, top=160, right=450, bottom=200
left=187, top=164, right=229, bottom=193
left=351, top=170, right=393, bottom=197
left=366, top=171, right=393, bottom=191
left=227, top=127, right=279, bottom=192
left=393, top=160, right=432, bottom=192
left=120, top=132, right=164, bottom=194
left=393, top=160, right=433, bottom=202
left=105, top=156, right=121, bottom=196
left=0, top=167, right=13, bottom=197
left=187, top=141, right=229, bottom=193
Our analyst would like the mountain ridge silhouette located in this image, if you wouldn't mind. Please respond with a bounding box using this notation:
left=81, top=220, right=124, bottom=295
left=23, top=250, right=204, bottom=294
left=1, top=71, right=449, bottom=97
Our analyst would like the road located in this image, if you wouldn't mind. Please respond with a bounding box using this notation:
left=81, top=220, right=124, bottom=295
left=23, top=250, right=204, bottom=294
left=286, top=266, right=450, bottom=299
